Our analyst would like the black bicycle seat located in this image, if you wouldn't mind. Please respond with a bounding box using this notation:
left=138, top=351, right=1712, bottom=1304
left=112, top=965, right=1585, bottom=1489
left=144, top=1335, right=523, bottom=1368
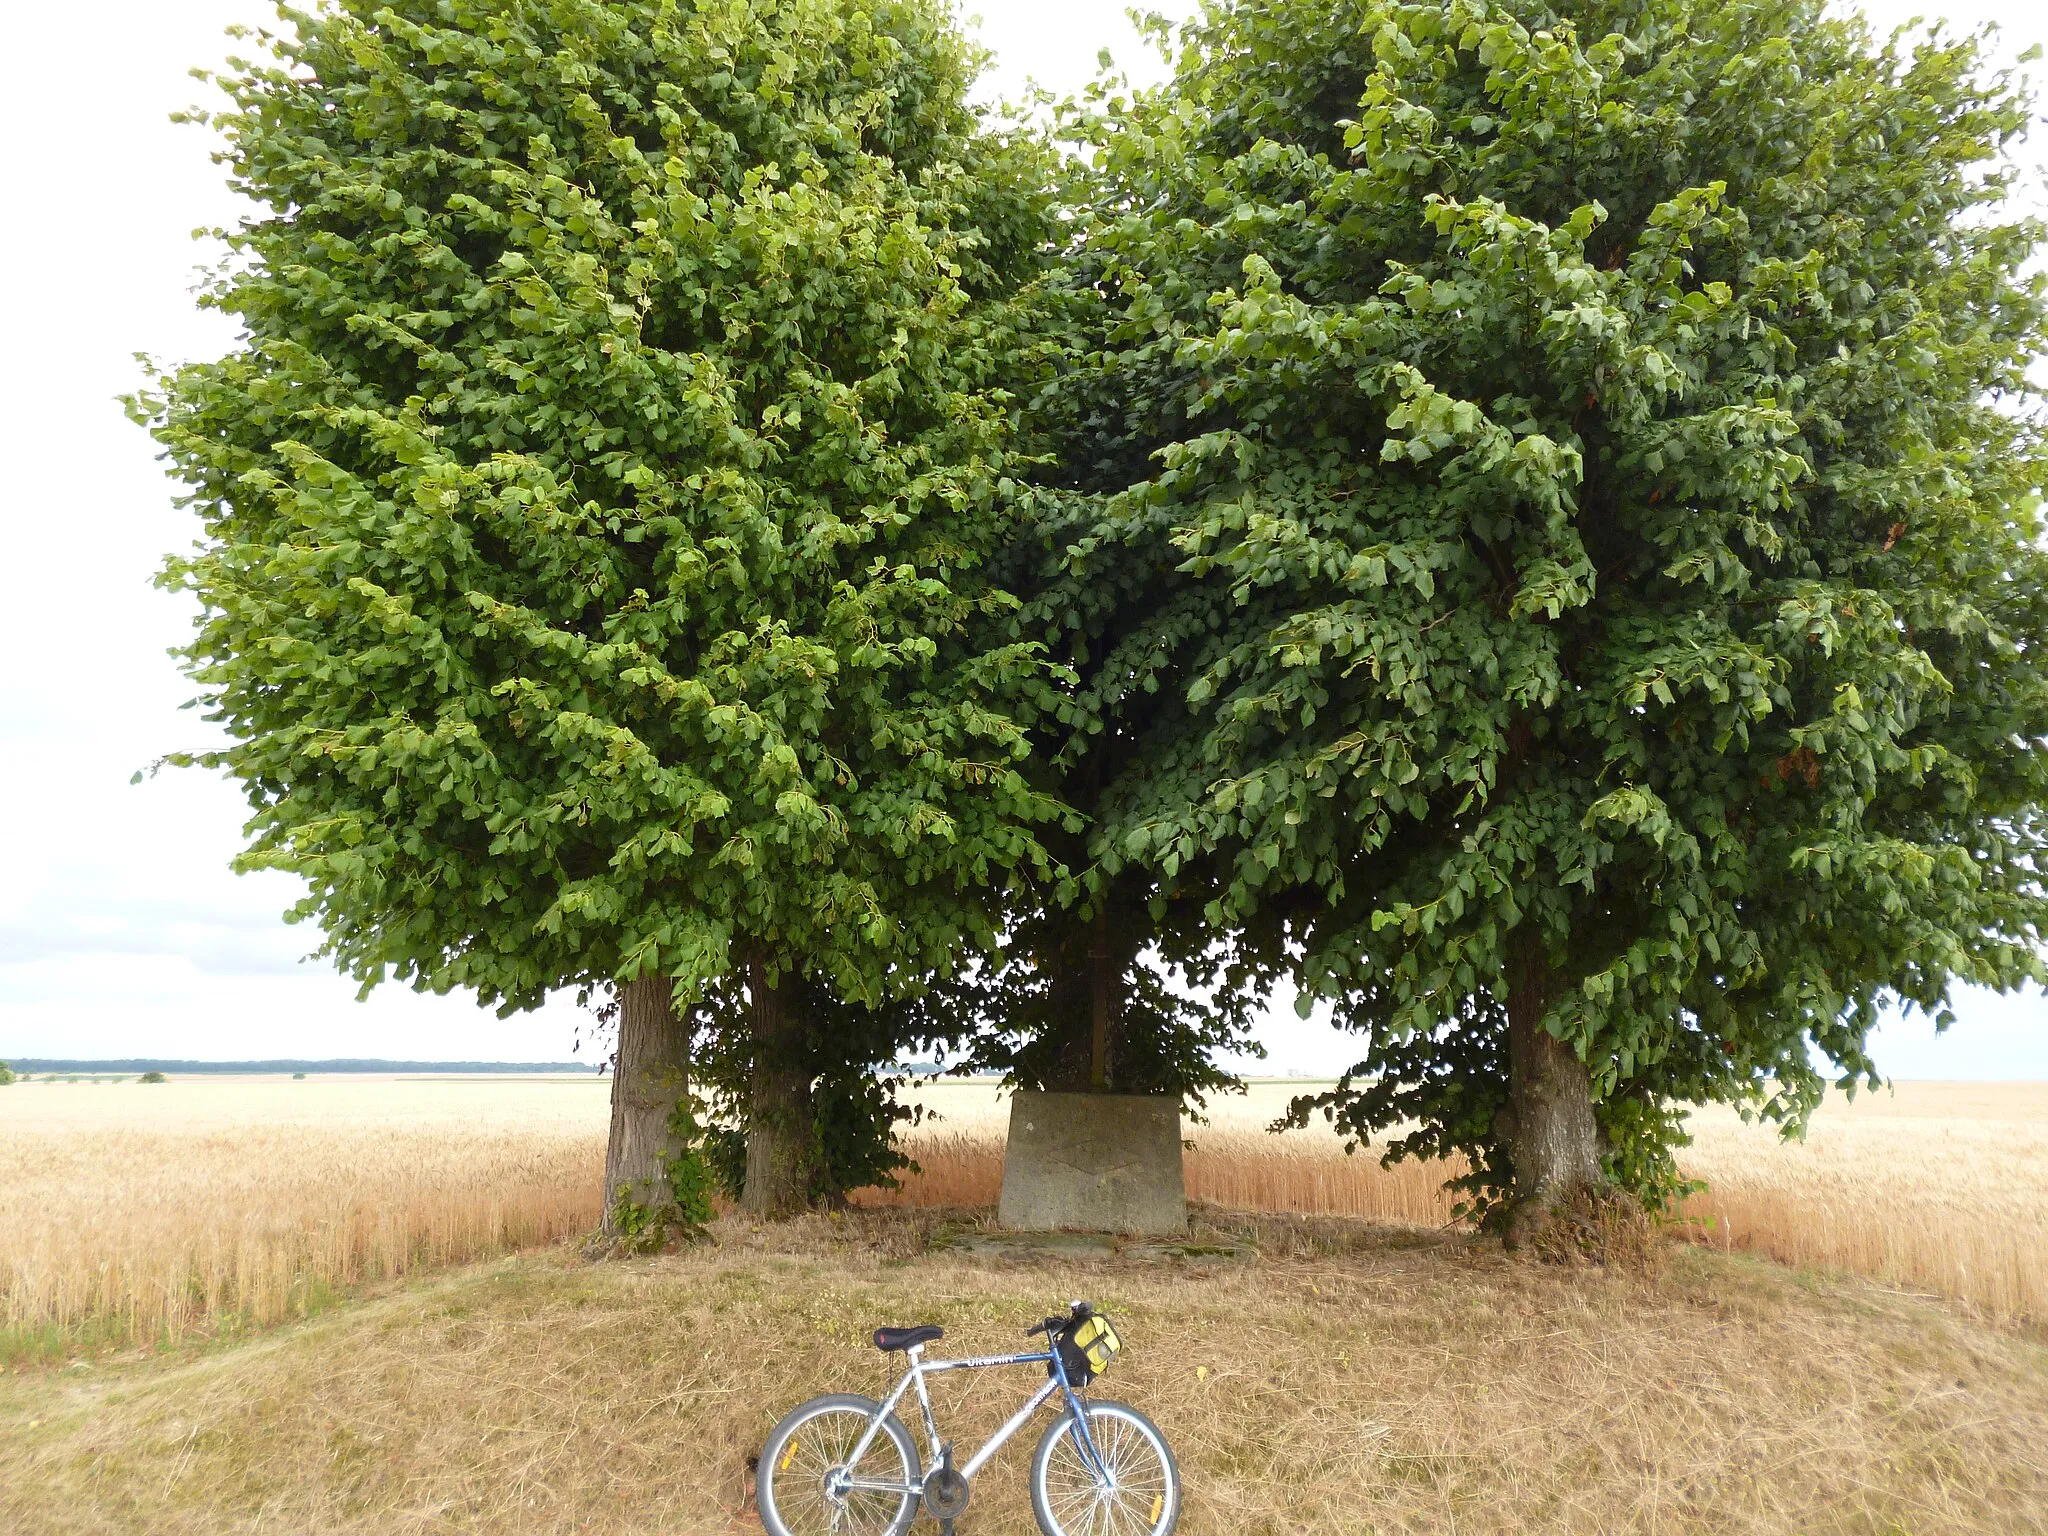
left=872, top=1324, right=945, bottom=1352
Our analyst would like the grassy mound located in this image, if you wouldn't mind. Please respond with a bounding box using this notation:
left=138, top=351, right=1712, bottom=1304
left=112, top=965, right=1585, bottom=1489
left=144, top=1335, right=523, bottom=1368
left=3, top=1209, right=2043, bottom=1534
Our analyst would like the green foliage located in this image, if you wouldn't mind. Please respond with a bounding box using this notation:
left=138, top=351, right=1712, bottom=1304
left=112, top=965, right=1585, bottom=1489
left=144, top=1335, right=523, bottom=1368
left=800, top=1045, right=922, bottom=1202
left=0, top=1062, right=14, bottom=1086
left=133, top=0, right=1067, bottom=1030
left=138, top=1071, right=169, bottom=1084
left=661, top=1092, right=719, bottom=1230
left=1026, top=0, right=2048, bottom=1211
left=604, top=1186, right=670, bottom=1252
left=702, top=1120, right=751, bottom=1204
left=943, top=913, right=1267, bottom=1103
left=688, top=975, right=943, bottom=1204
left=135, top=0, right=2048, bottom=1221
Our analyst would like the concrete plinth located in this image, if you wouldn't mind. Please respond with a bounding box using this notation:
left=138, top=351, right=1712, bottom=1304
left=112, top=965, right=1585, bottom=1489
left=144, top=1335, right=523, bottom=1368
left=997, top=1091, right=1186, bottom=1235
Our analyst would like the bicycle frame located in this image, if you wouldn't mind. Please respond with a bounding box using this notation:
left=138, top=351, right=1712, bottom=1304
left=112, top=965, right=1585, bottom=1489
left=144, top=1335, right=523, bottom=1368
left=830, top=1340, right=1109, bottom=1499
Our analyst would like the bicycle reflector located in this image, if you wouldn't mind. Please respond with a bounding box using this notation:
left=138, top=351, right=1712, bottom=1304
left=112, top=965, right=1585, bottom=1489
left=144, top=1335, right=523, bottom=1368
left=1062, top=1312, right=1121, bottom=1384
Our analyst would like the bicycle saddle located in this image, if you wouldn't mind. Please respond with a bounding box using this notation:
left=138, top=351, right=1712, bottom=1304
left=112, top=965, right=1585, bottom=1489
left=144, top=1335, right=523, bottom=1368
left=872, top=1324, right=945, bottom=1352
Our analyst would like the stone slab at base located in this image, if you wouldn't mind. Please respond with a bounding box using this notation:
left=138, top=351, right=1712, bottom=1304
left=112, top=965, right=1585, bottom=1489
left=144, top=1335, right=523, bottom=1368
left=997, top=1091, right=1186, bottom=1236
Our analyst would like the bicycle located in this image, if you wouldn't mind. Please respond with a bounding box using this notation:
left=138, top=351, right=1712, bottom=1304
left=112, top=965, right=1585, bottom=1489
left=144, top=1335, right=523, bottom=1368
left=756, top=1299, right=1181, bottom=1536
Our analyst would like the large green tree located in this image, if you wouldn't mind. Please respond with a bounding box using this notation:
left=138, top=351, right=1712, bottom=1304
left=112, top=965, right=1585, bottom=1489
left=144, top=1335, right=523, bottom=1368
left=1028, top=0, right=2048, bottom=1242
left=136, top=0, right=1063, bottom=1224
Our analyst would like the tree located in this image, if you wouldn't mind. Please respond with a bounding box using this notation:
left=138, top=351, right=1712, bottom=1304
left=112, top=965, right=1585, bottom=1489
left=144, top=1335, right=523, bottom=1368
left=947, top=144, right=1292, bottom=1113
left=684, top=971, right=964, bottom=1206
left=1035, top=0, right=2048, bottom=1244
left=601, top=974, right=703, bottom=1244
left=136, top=0, right=1064, bottom=1227
left=0, top=1062, right=15, bottom=1086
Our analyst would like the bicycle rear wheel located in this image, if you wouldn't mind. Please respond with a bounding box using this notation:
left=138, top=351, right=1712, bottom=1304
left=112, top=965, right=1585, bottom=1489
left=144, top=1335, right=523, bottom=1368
left=1030, top=1398, right=1180, bottom=1536
left=757, top=1392, right=922, bottom=1536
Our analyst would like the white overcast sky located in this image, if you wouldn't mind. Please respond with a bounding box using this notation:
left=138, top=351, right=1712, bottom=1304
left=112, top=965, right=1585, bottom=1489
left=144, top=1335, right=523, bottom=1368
left=1, top=1, right=2044, bottom=1076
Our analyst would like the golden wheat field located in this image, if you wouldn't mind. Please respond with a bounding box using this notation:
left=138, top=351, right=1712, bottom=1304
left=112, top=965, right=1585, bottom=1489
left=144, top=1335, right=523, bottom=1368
left=2, top=1074, right=2044, bottom=1357
left=879, top=1079, right=2048, bottom=1328
left=5, top=1074, right=2048, bottom=1534
left=0, top=1076, right=604, bottom=1353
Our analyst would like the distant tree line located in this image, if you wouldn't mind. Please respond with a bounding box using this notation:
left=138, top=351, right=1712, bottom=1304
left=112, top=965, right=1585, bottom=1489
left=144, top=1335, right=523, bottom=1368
left=137, top=0, right=2048, bottom=1252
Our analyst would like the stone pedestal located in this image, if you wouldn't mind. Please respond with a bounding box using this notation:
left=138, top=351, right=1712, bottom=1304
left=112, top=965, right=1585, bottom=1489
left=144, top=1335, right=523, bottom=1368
left=997, top=1091, right=1186, bottom=1235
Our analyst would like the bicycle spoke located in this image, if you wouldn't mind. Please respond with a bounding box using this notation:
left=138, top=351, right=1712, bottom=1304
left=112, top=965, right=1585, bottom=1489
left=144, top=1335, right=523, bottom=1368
left=1041, top=1408, right=1171, bottom=1536
left=771, top=1407, right=912, bottom=1536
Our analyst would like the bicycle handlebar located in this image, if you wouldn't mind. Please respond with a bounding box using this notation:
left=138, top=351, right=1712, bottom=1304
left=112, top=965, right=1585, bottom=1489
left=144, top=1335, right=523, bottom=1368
left=1025, top=1300, right=1093, bottom=1339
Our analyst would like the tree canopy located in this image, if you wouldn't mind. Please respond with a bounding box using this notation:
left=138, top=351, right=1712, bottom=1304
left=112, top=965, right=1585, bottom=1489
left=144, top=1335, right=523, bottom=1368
left=1027, top=0, right=2048, bottom=1230
left=138, top=0, right=1065, bottom=1023
left=142, top=0, right=2048, bottom=1237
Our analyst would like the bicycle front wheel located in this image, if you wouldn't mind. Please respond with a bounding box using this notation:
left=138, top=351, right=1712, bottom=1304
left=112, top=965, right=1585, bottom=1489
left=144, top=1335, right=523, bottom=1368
left=1030, top=1398, right=1180, bottom=1536
left=757, top=1392, right=922, bottom=1536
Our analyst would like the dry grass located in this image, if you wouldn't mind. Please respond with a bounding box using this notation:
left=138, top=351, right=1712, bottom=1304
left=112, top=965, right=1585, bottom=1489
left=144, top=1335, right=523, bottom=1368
left=2, top=1209, right=2045, bottom=1535
left=6, top=1078, right=2046, bottom=1532
left=0, top=1077, right=604, bottom=1354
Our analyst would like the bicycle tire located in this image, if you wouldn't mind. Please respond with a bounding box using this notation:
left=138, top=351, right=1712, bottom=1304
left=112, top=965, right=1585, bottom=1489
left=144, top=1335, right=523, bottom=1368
left=1030, top=1397, right=1181, bottom=1536
left=757, top=1392, right=922, bottom=1536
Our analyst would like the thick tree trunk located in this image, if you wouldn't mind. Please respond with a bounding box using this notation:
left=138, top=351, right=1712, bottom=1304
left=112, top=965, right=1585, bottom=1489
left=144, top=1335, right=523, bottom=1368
left=741, top=955, right=814, bottom=1219
left=1501, top=931, right=1605, bottom=1249
left=600, top=974, right=690, bottom=1237
left=1089, top=905, right=1113, bottom=1092
left=1036, top=950, right=1097, bottom=1092
left=1035, top=899, right=1134, bottom=1093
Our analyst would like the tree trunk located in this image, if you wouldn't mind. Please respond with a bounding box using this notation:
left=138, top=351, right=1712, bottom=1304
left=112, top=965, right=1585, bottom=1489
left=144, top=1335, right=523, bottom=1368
left=1089, top=905, right=1113, bottom=1092
left=741, top=955, right=814, bottom=1219
left=1501, top=931, right=1605, bottom=1248
left=600, top=974, right=691, bottom=1237
left=1033, top=898, right=1133, bottom=1093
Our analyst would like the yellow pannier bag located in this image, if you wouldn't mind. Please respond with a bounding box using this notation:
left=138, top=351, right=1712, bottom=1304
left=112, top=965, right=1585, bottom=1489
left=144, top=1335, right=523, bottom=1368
left=1065, top=1312, right=1120, bottom=1383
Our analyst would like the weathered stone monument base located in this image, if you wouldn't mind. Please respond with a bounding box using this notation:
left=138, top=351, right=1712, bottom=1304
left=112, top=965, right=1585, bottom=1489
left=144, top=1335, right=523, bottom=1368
left=997, top=1091, right=1186, bottom=1235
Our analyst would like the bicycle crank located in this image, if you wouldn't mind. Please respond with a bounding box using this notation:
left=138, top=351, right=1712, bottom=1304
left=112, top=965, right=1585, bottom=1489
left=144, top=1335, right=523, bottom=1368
left=922, top=1446, right=970, bottom=1533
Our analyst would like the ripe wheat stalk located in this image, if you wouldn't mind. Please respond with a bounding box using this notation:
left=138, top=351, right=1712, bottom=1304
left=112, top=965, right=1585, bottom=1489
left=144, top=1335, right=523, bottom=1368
left=865, top=1083, right=2048, bottom=1328
left=0, top=1080, right=601, bottom=1352
left=3, top=1079, right=2041, bottom=1352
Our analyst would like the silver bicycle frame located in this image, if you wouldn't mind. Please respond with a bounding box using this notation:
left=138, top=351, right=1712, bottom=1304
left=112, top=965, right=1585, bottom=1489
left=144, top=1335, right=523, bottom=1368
left=832, top=1341, right=1109, bottom=1498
